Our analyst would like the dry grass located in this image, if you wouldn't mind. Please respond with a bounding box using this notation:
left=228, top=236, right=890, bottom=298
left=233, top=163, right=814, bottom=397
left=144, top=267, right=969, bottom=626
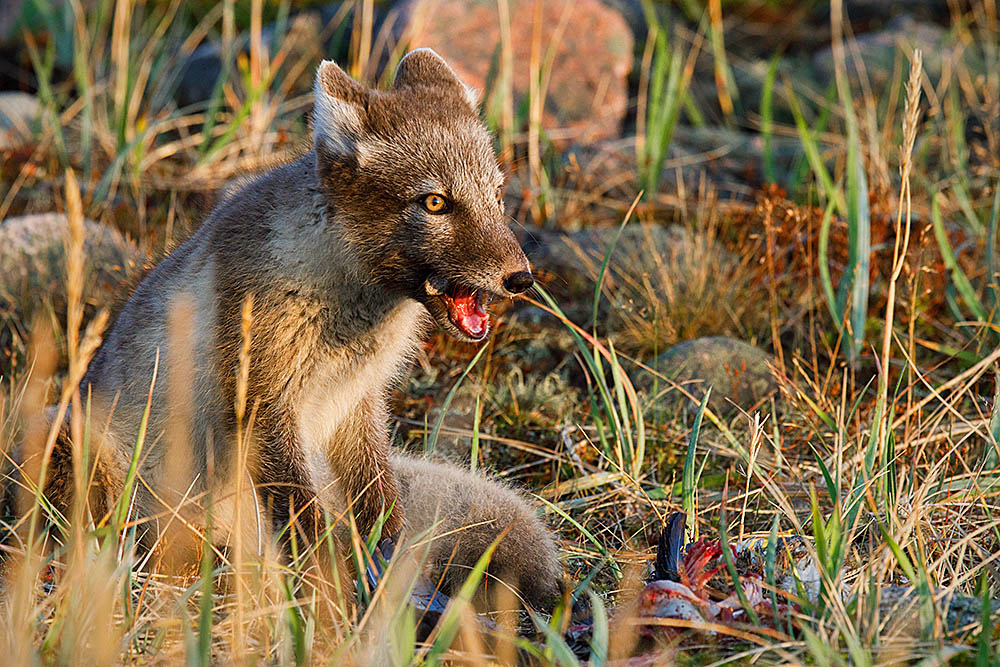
left=2, top=0, right=1000, bottom=664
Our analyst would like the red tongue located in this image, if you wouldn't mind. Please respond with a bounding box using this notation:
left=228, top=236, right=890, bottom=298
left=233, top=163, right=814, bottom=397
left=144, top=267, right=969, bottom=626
left=448, top=287, right=488, bottom=337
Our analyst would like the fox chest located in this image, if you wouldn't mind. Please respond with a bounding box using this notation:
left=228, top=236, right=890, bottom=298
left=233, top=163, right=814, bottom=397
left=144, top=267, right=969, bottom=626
left=292, top=300, right=423, bottom=472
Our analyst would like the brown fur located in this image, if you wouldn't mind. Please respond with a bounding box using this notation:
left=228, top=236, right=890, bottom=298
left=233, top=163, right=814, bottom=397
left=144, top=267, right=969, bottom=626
left=15, top=50, right=534, bottom=574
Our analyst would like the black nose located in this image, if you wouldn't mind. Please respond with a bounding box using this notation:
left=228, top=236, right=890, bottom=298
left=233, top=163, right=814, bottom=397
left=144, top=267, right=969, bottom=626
left=503, top=271, right=534, bottom=294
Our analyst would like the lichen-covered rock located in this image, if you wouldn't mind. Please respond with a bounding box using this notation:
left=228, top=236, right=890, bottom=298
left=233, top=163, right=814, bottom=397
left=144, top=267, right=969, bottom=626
left=398, top=0, right=633, bottom=143
left=0, top=213, right=143, bottom=369
left=878, top=585, right=1000, bottom=637
left=645, top=336, right=779, bottom=414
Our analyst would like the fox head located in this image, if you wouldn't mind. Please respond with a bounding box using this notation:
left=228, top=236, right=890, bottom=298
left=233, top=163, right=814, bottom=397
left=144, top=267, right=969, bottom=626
left=311, top=48, right=533, bottom=342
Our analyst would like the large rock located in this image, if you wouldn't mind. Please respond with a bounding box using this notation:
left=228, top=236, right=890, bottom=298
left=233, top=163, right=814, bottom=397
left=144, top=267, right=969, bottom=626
left=645, top=336, right=779, bottom=414
left=812, top=16, right=948, bottom=90
left=176, top=11, right=323, bottom=108
left=399, top=0, right=633, bottom=143
left=0, top=213, right=143, bottom=369
left=519, top=222, right=693, bottom=311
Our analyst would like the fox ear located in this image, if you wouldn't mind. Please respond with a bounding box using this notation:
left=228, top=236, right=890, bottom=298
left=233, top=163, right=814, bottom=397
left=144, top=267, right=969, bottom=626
left=313, top=60, right=367, bottom=156
left=392, top=48, right=479, bottom=110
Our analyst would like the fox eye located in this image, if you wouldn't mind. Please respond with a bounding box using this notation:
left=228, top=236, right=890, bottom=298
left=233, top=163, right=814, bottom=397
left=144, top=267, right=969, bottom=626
left=421, top=193, right=450, bottom=214
left=495, top=187, right=504, bottom=204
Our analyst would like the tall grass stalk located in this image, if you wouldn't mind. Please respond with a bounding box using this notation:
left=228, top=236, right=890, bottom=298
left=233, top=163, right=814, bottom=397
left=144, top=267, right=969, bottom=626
left=525, top=0, right=572, bottom=223
left=760, top=53, right=781, bottom=185
left=873, top=51, right=922, bottom=465
left=681, top=390, right=709, bottom=545
left=707, top=0, right=737, bottom=118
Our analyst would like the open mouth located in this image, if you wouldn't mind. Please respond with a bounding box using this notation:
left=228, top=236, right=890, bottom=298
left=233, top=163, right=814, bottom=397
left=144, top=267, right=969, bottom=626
left=423, top=276, right=491, bottom=341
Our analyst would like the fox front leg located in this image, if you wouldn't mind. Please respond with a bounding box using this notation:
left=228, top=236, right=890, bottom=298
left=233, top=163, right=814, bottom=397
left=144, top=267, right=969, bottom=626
left=325, top=393, right=404, bottom=543
left=253, top=413, right=329, bottom=549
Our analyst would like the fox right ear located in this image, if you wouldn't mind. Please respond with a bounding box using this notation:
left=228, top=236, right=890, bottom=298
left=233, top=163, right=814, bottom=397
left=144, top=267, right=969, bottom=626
left=313, top=60, right=367, bottom=157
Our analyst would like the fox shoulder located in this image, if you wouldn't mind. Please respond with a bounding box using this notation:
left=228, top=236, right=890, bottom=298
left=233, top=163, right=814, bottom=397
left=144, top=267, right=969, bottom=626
left=391, top=451, right=562, bottom=612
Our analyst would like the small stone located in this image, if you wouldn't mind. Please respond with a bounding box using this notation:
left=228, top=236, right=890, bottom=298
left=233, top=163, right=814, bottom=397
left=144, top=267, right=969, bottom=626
left=645, top=336, right=779, bottom=414
left=0, top=92, right=41, bottom=151
left=398, top=0, right=633, bottom=143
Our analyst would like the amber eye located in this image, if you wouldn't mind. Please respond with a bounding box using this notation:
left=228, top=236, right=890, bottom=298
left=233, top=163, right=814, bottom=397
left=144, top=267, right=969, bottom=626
left=496, top=187, right=504, bottom=204
left=422, top=193, right=450, bottom=214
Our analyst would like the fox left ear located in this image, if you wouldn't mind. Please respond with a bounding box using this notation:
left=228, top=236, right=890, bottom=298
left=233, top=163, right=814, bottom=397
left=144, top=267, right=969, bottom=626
left=313, top=59, right=368, bottom=158
left=392, top=48, right=480, bottom=110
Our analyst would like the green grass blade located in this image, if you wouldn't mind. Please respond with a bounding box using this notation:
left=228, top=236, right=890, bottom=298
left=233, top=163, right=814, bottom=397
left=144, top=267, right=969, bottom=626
left=932, top=192, right=988, bottom=323
left=761, top=53, right=780, bottom=184
left=842, top=137, right=870, bottom=362
left=718, top=493, right=761, bottom=625
left=588, top=590, right=609, bottom=667
left=114, top=352, right=159, bottom=528
left=469, top=394, right=481, bottom=473
left=537, top=495, right=621, bottom=579
left=785, top=80, right=845, bottom=214
left=682, top=389, right=710, bottom=544
left=424, top=532, right=506, bottom=664
left=817, top=196, right=840, bottom=327
left=427, top=343, right=489, bottom=454
left=987, top=184, right=1000, bottom=320
left=195, top=515, right=213, bottom=667
left=591, top=201, right=638, bottom=333
left=975, top=570, right=995, bottom=666
left=877, top=520, right=935, bottom=638
left=533, top=611, right=582, bottom=667
left=535, top=285, right=626, bottom=460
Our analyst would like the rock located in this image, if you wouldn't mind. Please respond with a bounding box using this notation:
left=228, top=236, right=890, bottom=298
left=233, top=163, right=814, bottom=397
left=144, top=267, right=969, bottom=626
left=645, top=336, right=779, bottom=414
left=399, top=0, right=633, bottom=143
left=176, top=43, right=225, bottom=109
left=520, top=222, right=772, bottom=359
left=0, top=92, right=41, bottom=151
left=598, top=0, right=647, bottom=45
left=553, top=128, right=805, bottom=228
left=811, top=16, right=948, bottom=90
left=520, top=220, right=770, bottom=343
left=667, top=125, right=804, bottom=192
left=176, top=11, right=323, bottom=108
left=878, top=585, right=1000, bottom=637
left=0, top=213, right=143, bottom=368
left=520, top=221, right=691, bottom=303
